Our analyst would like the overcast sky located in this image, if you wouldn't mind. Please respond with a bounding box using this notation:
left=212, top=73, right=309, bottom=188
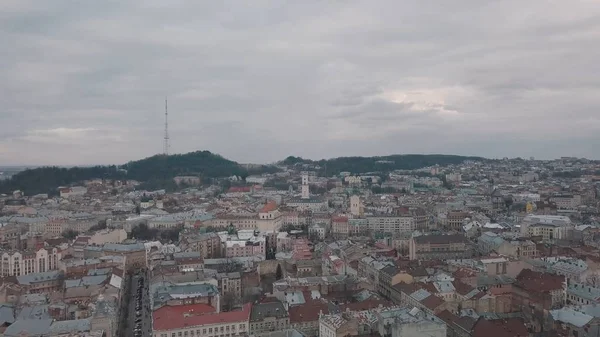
left=1, top=1, right=600, bottom=165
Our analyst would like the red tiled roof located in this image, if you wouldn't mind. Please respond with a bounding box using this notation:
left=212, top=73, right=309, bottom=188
left=228, top=186, right=251, bottom=193
left=472, top=317, right=528, bottom=337
left=289, top=303, right=329, bottom=323
left=392, top=282, right=421, bottom=294
left=420, top=282, right=439, bottom=294
left=332, top=216, right=348, bottom=223
left=421, top=295, right=445, bottom=310
left=516, top=269, right=564, bottom=292
left=452, top=280, right=476, bottom=296
left=436, top=310, right=460, bottom=326
left=260, top=201, right=278, bottom=213
left=153, top=303, right=251, bottom=331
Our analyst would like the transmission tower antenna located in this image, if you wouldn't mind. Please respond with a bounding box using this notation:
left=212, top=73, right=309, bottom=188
left=163, top=98, right=170, bottom=155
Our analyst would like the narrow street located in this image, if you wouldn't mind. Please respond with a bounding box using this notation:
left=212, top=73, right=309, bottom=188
left=118, top=269, right=152, bottom=337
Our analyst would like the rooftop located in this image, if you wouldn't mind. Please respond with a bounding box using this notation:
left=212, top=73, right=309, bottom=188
left=250, top=301, right=288, bottom=322
left=153, top=303, right=250, bottom=331
left=16, top=270, right=62, bottom=285
left=414, top=234, right=469, bottom=245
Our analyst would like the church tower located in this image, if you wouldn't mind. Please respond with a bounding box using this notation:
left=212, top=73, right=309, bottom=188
left=301, top=173, right=310, bottom=199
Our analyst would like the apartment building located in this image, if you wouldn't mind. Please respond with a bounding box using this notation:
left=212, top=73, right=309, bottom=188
left=249, top=301, right=289, bottom=336
left=0, top=223, right=24, bottom=249
left=152, top=303, right=251, bottom=337
left=567, top=283, right=600, bottom=305
left=497, top=240, right=537, bottom=259
left=446, top=211, right=470, bottom=230
left=0, top=247, right=62, bottom=277
left=153, top=283, right=221, bottom=310
left=216, top=272, right=242, bottom=302
left=180, top=232, right=222, bottom=259
left=16, top=270, right=63, bottom=294
left=358, top=256, right=394, bottom=289
left=101, top=243, right=147, bottom=270
left=319, top=312, right=359, bottom=337
left=173, top=251, right=204, bottom=271
left=378, top=307, right=446, bottom=337
left=367, top=215, right=416, bottom=234
left=223, top=237, right=265, bottom=258
left=549, top=194, right=581, bottom=212
left=331, top=216, right=349, bottom=238
left=512, top=269, right=565, bottom=310
left=409, top=234, right=472, bottom=260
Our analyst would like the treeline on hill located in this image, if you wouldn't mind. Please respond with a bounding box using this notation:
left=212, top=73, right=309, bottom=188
left=281, top=154, right=484, bottom=175
left=0, top=165, right=126, bottom=196
left=0, top=151, right=278, bottom=195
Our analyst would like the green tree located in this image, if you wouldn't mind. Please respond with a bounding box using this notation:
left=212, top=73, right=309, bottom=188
left=62, top=229, right=79, bottom=240
left=275, top=264, right=283, bottom=280
left=88, top=220, right=107, bottom=232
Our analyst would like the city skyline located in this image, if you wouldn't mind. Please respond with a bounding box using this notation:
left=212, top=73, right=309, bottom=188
left=1, top=1, right=600, bottom=165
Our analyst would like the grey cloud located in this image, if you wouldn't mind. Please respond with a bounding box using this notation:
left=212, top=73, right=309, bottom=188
left=333, top=100, right=418, bottom=120
left=1, top=0, right=600, bottom=165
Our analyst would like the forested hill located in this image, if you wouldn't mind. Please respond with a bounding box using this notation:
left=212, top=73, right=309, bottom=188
left=0, top=151, right=269, bottom=195
left=281, top=154, right=484, bottom=174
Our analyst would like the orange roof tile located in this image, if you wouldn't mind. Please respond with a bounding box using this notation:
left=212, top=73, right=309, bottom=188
left=153, top=303, right=251, bottom=331
left=260, top=201, right=278, bottom=213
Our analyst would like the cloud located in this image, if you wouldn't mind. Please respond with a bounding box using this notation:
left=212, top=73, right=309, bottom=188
left=20, top=127, right=124, bottom=145
left=1, top=0, right=600, bottom=165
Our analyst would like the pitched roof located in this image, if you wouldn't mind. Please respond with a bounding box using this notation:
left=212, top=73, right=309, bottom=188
left=472, top=317, right=528, bottom=337
left=260, top=201, right=278, bottom=213
left=153, top=303, right=248, bottom=331
left=516, top=269, right=564, bottom=292
left=414, top=234, right=469, bottom=245
left=250, top=301, right=288, bottom=322
left=421, top=295, right=445, bottom=310
left=289, top=303, right=329, bottom=323
left=4, top=319, right=52, bottom=337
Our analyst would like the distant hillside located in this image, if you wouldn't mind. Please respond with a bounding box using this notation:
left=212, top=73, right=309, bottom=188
left=0, top=151, right=276, bottom=195
left=281, top=154, right=484, bottom=174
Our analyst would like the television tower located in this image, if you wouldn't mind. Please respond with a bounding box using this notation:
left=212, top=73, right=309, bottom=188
left=163, top=98, right=170, bottom=155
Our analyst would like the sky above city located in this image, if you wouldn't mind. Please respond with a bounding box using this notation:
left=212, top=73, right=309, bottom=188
left=1, top=1, right=600, bottom=166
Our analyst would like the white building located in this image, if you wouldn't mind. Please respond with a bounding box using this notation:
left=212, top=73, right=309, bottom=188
left=377, top=307, right=446, bottom=337
left=520, top=215, right=573, bottom=242
left=0, top=247, right=62, bottom=277
left=367, top=215, right=416, bottom=234
left=344, top=176, right=362, bottom=186
left=309, top=223, right=327, bottom=240
left=59, top=186, right=87, bottom=198
left=246, top=175, right=268, bottom=184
